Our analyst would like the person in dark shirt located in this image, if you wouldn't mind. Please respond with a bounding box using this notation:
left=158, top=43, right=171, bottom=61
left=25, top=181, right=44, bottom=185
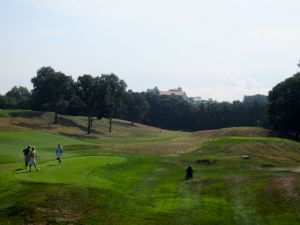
left=185, top=164, right=193, bottom=179
left=22, top=145, right=31, bottom=168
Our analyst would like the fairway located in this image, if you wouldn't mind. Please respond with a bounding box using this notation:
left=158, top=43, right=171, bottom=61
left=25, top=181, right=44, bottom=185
left=14, top=156, right=127, bottom=186
left=1, top=113, right=300, bottom=224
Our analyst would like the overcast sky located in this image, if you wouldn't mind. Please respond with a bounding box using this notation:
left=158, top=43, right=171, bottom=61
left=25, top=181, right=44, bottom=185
left=1, top=0, right=300, bottom=101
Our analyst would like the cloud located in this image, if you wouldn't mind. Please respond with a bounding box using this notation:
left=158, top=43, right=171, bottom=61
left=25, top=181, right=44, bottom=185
left=229, top=78, right=269, bottom=99
left=183, top=78, right=270, bottom=102
left=230, top=78, right=263, bottom=90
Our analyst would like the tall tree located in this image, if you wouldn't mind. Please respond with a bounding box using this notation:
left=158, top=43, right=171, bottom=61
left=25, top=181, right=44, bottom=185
left=126, top=90, right=149, bottom=125
left=268, top=73, right=300, bottom=138
left=31, top=67, right=73, bottom=124
left=0, top=95, right=5, bottom=108
left=76, top=75, right=98, bottom=134
left=100, top=74, right=127, bottom=132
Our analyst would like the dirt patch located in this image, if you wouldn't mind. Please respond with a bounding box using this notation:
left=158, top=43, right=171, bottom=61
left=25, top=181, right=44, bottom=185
left=270, top=177, right=298, bottom=200
left=230, top=176, right=251, bottom=185
left=58, top=117, right=87, bottom=131
left=35, top=207, right=82, bottom=223
left=294, top=167, right=300, bottom=173
left=0, top=118, right=28, bottom=131
left=112, top=120, right=137, bottom=127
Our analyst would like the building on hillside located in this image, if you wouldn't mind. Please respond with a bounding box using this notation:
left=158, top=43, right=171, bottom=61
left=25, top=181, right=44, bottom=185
left=159, top=87, right=189, bottom=101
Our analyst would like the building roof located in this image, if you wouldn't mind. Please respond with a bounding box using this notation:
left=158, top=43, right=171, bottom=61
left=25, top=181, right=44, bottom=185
left=159, top=88, right=188, bottom=100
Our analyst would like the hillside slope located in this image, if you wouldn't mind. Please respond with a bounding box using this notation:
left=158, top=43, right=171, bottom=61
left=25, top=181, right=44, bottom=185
left=1, top=110, right=300, bottom=224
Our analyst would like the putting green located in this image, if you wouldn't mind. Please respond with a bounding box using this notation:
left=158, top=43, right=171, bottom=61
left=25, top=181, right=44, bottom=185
left=14, top=156, right=127, bottom=188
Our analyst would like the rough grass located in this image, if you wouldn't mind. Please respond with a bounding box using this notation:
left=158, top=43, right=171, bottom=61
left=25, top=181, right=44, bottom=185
left=193, top=127, right=273, bottom=138
left=1, top=110, right=300, bottom=224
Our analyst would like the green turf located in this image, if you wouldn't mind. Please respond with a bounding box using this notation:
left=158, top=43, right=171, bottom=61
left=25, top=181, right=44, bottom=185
left=0, top=109, right=43, bottom=118
left=1, top=113, right=300, bottom=224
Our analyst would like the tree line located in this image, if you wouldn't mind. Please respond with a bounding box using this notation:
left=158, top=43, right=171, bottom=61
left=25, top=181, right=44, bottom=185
left=0, top=65, right=299, bottom=137
left=0, top=67, right=149, bottom=134
left=137, top=91, right=269, bottom=131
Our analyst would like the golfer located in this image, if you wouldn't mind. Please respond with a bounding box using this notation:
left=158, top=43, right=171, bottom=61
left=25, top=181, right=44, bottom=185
left=28, top=146, right=40, bottom=172
left=56, top=144, right=63, bottom=164
left=22, top=145, right=31, bottom=168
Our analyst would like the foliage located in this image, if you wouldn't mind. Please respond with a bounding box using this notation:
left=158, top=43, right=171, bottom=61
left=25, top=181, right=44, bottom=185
left=31, top=67, right=74, bottom=123
left=142, top=92, right=269, bottom=131
left=73, top=74, right=127, bottom=134
left=243, top=94, right=268, bottom=104
left=268, top=73, right=300, bottom=137
left=0, top=86, right=31, bottom=109
left=125, top=90, right=150, bottom=125
left=74, top=74, right=100, bottom=134
left=99, top=74, right=127, bottom=132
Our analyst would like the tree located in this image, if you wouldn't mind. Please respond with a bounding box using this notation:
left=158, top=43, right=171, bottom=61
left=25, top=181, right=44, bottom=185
left=66, top=95, right=86, bottom=116
left=76, top=75, right=100, bottom=134
left=5, top=86, right=31, bottom=109
left=100, top=74, right=127, bottom=132
left=146, top=86, right=160, bottom=96
left=268, top=73, right=300, bottom=138
left=243, top=94, right=268, bottom=104
left=0, top=95, right=5, bottom=108
left=126, top=90, right=149, bottom=125
left=31, top=67, right=74, bottom=124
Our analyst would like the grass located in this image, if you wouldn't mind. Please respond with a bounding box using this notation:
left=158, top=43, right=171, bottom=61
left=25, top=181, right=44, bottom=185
left=1, top=110, right=300, bottom=224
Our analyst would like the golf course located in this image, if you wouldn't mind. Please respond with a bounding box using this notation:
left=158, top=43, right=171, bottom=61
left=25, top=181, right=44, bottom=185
left=1, top=109, right=300, bottom=225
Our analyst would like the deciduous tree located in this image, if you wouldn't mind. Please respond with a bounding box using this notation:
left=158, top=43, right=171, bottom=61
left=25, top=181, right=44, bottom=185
left=268, top=73, right=300, bottom=138
left=31, top=67, right=73, bottom=123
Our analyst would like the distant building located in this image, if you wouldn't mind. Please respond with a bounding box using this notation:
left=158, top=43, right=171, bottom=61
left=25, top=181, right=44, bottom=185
left=190, top=96, right=202, bottom=103
left=190, top=96, right=211, bottom=104
left=159, top=87, right=189, bottom=101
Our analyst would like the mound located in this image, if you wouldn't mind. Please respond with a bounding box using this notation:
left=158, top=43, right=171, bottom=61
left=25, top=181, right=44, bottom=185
left=0, top=110, right=166, bottom=138
left=193, top=127, right=272, bottom=138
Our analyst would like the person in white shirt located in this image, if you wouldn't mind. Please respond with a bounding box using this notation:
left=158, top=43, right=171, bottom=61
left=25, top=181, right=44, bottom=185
left=56, top=144, right=63, bottom=164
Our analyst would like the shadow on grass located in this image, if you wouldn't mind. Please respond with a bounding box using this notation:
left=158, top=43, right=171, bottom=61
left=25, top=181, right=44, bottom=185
left=47, top=164, right=59, bottom=167
left=15, top=170, right=30, bottom=174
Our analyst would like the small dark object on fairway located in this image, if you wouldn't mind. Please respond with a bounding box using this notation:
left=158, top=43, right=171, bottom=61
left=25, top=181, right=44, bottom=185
left=185, top=165, right=193, bottom=179
left=262, top=164, right=275, bottom=168
left=241, top=155, right=250, bottom=160
left=196, top=159, right=217, bottom=165
left=106, top=163, right=111, bottom=166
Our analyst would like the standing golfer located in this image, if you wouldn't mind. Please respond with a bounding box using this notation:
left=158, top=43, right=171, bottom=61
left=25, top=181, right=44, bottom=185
left=28, top=146, right=40, bottom=172
left=185, top=164, right=193, bottom=179
left=22, top=145, right=31, bottom=168
left=56, top=144, right=63, bottom=164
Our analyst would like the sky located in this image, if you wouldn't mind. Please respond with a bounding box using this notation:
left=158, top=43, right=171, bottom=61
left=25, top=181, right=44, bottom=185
left=1, top=0, right=300, bottom=101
